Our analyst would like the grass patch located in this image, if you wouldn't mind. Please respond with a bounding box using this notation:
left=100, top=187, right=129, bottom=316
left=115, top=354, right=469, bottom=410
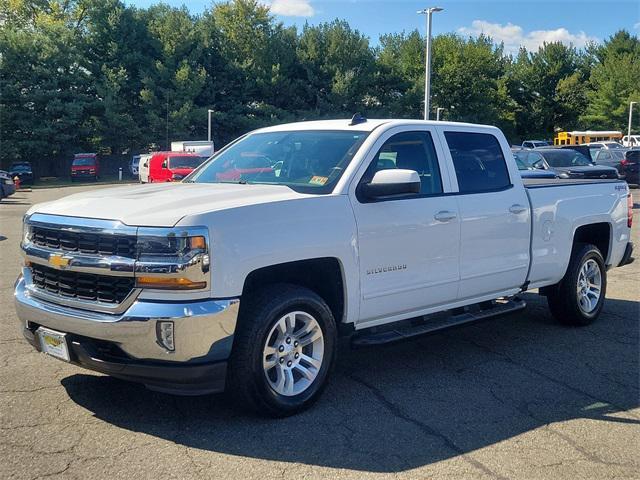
left=30, top=174, right=138, bottom=189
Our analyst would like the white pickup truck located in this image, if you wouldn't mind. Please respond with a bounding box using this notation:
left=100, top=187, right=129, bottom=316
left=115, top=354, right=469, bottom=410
left=15, top=118, right=634, bottom=416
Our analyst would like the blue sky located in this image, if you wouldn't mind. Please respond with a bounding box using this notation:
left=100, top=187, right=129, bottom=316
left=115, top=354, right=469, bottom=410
left=128, top=0, right=639, bottom=53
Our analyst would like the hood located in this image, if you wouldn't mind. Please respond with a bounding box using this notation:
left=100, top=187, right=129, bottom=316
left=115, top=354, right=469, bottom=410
left=554, top=165, right=619, bottom=178
left=29, top=182, right=308, bottom=227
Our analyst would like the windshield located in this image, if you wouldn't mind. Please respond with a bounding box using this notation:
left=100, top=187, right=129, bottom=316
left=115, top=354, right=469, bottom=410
left=11, top=164, right=31, bottom=172
left=513, top=152, right=531, bottom=170
left=607, top=143, right=623, bottom=149
left=73, top=157, right=96, bottom=166
left=541, top=150, right=593, bottom=167
left=188, top=130, right=369, bottom=194
left=169, top=156, right=203, bottom=169
left=532, top=141, right=549, bottom=148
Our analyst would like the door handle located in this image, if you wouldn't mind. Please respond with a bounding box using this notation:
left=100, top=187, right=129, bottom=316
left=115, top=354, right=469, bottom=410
left=509, top=204, right=528, bottom=214
left=434, top=210, right=457, bottom=222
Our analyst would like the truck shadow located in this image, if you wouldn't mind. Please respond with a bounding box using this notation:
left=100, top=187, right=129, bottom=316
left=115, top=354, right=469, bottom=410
left=61, top=293, right=639, bottom=473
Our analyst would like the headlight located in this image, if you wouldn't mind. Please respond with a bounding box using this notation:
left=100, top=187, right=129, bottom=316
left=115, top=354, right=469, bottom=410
left=135, top=227, right=210, bottom=290
left=22, top=216, right=31, bottom=246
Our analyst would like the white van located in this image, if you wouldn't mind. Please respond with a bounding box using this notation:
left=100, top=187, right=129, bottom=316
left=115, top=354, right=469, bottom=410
left=138, top=154, right=152, bottom=183
left=622, top=135, right=640, bottom=147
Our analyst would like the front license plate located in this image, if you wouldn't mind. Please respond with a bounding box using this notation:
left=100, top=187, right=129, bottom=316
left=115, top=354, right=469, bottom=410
left=37, top=327, right=70, bottom=362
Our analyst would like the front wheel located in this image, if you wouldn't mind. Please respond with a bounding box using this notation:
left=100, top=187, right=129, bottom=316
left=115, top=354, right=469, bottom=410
left=227, top=284, right=337, bottom=417
left=546, top=243, right=606, bottom=326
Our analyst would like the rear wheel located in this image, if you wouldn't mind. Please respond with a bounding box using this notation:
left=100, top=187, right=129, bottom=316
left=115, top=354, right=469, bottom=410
left=228, top=284, right=337, bottom=417
left=546, top=243, right=606, bottom=326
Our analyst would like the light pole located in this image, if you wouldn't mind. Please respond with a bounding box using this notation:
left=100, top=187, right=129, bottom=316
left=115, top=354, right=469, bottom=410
left=417, top=6, right=443, bottom=120
left=436, top=107, right=445, bottom=121
left=628, top=101, right=637, bottom=146
left=207, top=109, right=215, bottom=142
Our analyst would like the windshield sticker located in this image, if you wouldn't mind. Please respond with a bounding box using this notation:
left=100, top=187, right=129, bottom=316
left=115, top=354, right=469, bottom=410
left=310, top=176, right=329, bottom=186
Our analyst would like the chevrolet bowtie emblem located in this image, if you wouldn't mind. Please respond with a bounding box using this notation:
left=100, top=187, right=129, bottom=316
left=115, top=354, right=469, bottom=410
left=48, top=254, right=70, bottom=269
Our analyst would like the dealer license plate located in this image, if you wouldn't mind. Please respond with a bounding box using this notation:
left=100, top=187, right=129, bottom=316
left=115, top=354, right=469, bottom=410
left=37, top=327, right=70, bottom=362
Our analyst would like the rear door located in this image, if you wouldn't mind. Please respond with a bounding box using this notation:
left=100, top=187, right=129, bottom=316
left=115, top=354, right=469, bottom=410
left=350, top=126, right=460, bottom=324
left=439, top=128, right=531, bottom=300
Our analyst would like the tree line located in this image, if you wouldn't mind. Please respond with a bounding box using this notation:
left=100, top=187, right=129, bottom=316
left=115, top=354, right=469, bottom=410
left=1, top=0, right=639, bottom=172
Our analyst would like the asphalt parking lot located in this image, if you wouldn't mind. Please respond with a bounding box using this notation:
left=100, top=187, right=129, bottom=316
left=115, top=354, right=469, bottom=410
left=1, top=186, right=638, bottom=480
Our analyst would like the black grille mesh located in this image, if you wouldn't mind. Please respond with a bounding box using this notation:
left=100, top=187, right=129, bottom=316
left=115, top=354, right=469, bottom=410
left=30, top=263, right=134, bottom=304
left=31, top=226, right=136, bottom=258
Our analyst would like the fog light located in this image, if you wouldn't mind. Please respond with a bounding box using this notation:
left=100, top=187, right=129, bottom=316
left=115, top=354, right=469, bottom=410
left=157, top=321, right=175, bottom=351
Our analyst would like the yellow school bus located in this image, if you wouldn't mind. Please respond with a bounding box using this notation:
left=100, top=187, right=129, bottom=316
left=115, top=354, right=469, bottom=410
left=554, top=130, right=623, bottom=145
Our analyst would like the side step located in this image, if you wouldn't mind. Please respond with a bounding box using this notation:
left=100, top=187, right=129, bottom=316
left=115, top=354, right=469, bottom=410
left=351, top=297, right=526, bottom=348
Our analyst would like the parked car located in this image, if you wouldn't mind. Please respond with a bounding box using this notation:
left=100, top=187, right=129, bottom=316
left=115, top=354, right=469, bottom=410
left=622, top=135, right=640, bottom=148
left=620, top=149, right=640, bottom=186
left=130, top=155, right=141, bottom=177
left=71, top=153, right=99, bottom=181
left=511, top=149, right=557, bottom=179
left=0, top=170, right=16, bottom=200
left=147, top=151, right=203, bottom=183
left=521, top=140, right=550, bottom=149
left=535, top=148, right=619, bottom=179
left=9, top=162, right=34, bottom=185
left=15, top=118, right=634, bottom=416
left=593, top=149, right=629, bottom=173
left=583, top=141, right=624, bottom=150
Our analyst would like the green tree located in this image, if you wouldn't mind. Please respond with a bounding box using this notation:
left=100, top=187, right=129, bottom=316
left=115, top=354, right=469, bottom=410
left=581, top=30, right=640, bottom=132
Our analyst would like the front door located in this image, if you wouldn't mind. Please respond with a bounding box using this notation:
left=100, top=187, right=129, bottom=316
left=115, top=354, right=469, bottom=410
left=350, top=127, right=460, bottom=325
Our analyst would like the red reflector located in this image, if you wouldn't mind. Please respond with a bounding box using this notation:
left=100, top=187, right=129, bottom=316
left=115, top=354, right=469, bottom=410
left=628, top=194, right=633, bottom=228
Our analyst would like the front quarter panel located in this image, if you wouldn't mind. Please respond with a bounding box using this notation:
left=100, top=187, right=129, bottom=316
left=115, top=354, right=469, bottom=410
left=180, top=195, right=360, bottom=324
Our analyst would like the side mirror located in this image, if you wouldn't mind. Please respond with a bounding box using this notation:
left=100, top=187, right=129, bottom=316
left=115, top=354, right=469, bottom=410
left=161, top=160, right=168, bottom=169
left=360, top=169, right=421, bottom=199
left=532, top=160, right=545, bottom=170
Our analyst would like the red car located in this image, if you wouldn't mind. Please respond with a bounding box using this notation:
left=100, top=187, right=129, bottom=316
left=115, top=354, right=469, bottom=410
left=71, top=153, right=99, bottom=181
left=148, top=152, right=203, bottom=183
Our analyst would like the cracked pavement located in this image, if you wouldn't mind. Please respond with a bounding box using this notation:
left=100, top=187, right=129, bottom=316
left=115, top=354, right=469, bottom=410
left=1, top=186, right=638, bottom=479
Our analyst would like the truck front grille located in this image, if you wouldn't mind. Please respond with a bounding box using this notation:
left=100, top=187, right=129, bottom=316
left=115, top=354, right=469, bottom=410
left=31, top=226, right=136, bottom=258
left=30, top=264, right=134, bottom=304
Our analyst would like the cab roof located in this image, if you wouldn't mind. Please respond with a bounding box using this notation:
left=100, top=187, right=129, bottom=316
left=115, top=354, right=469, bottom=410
left=253, top=118, right=496, bottom=134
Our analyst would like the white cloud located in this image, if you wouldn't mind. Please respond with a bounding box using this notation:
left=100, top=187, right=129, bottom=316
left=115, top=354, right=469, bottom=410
left=634, top=22, right=640, bottom=30
left=263, top=0, right=315, bottom=17
left=458, top=20, right=598, bottom=54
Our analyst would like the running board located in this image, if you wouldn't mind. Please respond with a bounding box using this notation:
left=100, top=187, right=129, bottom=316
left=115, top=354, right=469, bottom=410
left=351, top=297, right=526, bottom=348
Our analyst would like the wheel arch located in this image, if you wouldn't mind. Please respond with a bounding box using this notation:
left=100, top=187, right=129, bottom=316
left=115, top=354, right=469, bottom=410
left=241, top=257, right=347, bottom=324
left=572, top=222, right=611, bottom=265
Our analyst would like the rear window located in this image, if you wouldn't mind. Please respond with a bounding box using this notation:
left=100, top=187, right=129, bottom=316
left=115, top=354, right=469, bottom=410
left=626, top=150, right=640, bottom=163
left=445, top=132, right=511, bottom=193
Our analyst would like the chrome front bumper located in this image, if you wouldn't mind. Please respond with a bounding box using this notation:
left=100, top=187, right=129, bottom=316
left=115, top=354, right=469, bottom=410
left=15, top=275, right=240, bottom=394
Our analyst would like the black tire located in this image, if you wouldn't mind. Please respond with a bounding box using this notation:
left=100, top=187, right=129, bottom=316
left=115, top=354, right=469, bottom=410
left=227, top=284, right=337, bottom=417
left=546, top=243, right=607, bottom=326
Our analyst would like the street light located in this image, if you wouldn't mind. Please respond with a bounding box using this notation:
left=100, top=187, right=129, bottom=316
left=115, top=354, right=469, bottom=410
left=436, top=107, right=445, bottom=121
left=207, top=109, right=215, bottom=142
left=417, top=6, right=443, bottom=120
left=628, top=101, right=637, bottom=146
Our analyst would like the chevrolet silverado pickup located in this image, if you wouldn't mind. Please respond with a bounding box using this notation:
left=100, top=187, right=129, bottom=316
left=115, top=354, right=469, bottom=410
left=15, top=118, right=635, bottom=416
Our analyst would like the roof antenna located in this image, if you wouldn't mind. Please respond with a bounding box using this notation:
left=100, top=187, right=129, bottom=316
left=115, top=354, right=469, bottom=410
left=349, top=113, right=367, bottom=126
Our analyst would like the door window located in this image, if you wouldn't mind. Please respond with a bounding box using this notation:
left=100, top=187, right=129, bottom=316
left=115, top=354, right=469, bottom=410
left=363, top=131, right=443, bottom=196
left=445, top=132, right=511, bottom=193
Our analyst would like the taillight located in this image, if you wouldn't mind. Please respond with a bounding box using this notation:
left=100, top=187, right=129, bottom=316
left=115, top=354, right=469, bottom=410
left=628, top=193, right=633, bottom=228
left=620, top=159, right=628, bottom=168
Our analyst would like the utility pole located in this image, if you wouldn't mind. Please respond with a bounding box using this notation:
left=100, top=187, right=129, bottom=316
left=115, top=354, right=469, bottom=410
left=417, top=7, right=443, bottom=120
left=208, top=109, right=214, bottom=142
left=628, top=101, right=637, bottom=145
left=436, top=107, right=445, bottom=121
